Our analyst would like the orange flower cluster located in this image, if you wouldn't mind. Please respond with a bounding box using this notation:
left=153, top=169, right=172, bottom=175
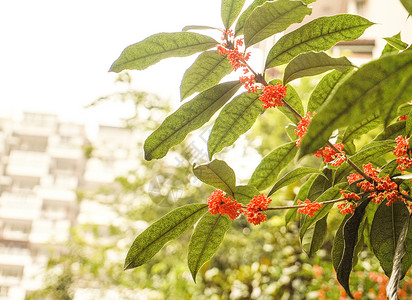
left=297, top=199, right=323, bottom=217
left=244, top=194, right=272, bottom=225
left=207, top=190, right=272, bottom=225
left=259, top=83, right=287, bottom=109
left=314, top=143, right=346, bottom=166
left=338, top=189, right=361, bottom=214
left=394, top=135, right=412, bottom=171
left=347, top=163, right=405, bottom=206
left=295, top=112, right=313, bottom=147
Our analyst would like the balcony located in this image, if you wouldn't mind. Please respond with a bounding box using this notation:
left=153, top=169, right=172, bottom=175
left=6, top=151, right=49, bottom=178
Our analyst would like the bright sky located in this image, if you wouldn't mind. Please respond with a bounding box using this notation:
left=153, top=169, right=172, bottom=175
left=0, top=0, right=226, bottom=124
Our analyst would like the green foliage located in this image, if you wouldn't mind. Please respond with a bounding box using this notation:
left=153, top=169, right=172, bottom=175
left=300, top=51, right=412, bottom=156
left=370, top=201, right=412, bottom=277
left=208, top=92, right=264, bottom=159
left=109, top=32, right=217, bottom=72
left=124, top=204, right=208, bottom=270
left=249, top=141, right=297, bottom=190
left=180, top=50, right=233, bottom=100
left=144, top=81, right=241, bottom=160
left=265, top=14, right=374, bottom=68
left=221, top=0, right=246, bottom=29
left=188, top=214, right=231, bottom=281
left=283, top=51, right=354, bottom=84
left=193, top=159, right=236, bottom=196
left=243, top=0, right=311, bottom=47
left=307, top=69, right=349, bottom=113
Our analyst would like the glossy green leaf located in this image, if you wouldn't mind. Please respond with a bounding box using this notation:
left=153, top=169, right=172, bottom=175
left=182, top=25, right=223, bottom=32
left=208, top=92, right=264, bottom=159
left=301, top=215, right=327, bottom=257
left=268, top=167, right=322, bottom=197
left=371, top=201, right=412, bottom=277
left=244, top=0, right=311, bottom=47
left=188, top=213, right=231, bottom=282
left=283, top=52, right=354, bottom=84
left=265, top=14, right=374, bottom=68
left=383, top=36, right=408, bottom=51
left=193, top=159, right=236, bottom=196
left=285, top=174, right=317, bottom=225
left=300, top=183, right=347, bottom=238
left=180, top=50, right=233, bottom=100
left=336, top=198, right=370, bottom=298
left=233, top=185, right=260, bottom=204
left=110, top=32, right=217, bottom=72
left=334, top=142, right=396, bottom=183
left=300, top=51, right=412, bottom=157
left=124, top=204, right=208, bottom=270
left=221, top=0, right=246, bottom=29
left=386, top=216, right=410, bottom=300
left=144, top=81, right=241, bottom=160
left=301, top=0, right=318, bottom=3
left=249, top=142, right=297, bottom=190
left=235, top=0, right=268, bottom=36
left=307, top=70, right=349, bottom=113
left=400, top=0, right=412, bottom=15
left=341, top=113, right=381, bottom=145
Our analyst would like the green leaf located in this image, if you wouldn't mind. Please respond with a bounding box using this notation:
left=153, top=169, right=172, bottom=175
left=381, top=33, right=402, bottom=56
left=307, top=70, right=349, bottom=113
left=334, top=142, right=396, bottom=183
left=144, top=81, right=241, bottom=160
left=285, top=174, right=317, bottom=225
left=336, top=197, right=371, bottom=299
left=208, top=92, right=264, bottom=159
left=233, top=185, right=260, bottom=204
left=221, top=0, right=246, bottom=29
left=332, top=214, right=351, bottom=272
left=386, top=216, right=410, bottom=300
left=341, top=113, right=381, bottom=145
left=301, top=215, right=327, bottom=257
left=182, top=25, right=224, bottom=32
left=110, top=32, right=217, bottom=72
left=400, top=0, right=412, bottom=15
left=300, top=51, right=412, bottom=157
left=180, top=50, right=233, bottom=100
left=193, top=159, right=236, bottom=196
left=406, top=109, right=412, bottom=136
left=275, top=81, right=305, bottom=123
left=307, top=168, right=333, bottom=200
left=188, top=213, right=231, bottom=282
left=124, top=204, right=208, bottom=270
left=244, top=0, right=311, bottom=47
left=374, top=121, right=405, bottom=141
left=370, top=201, right=412, bottom=277
left=235, top=0, right=268, bottom=36
left=383, top=36, right=408, bottom=51
left=268, top=167, right=322, bottom=197
left=283, top=52, right=354, bottom=84
left=265, top=14, right=374, bottom=68
left=300, top=183, right=347, bottom=238
left=249, top=142, right=297, bottom=190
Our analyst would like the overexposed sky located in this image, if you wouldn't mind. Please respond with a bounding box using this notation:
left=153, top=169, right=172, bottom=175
left=0, top=1, right=226, bottom=123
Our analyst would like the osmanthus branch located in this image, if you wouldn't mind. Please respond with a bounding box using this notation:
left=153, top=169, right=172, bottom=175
left=241, top=197, right=348, bottom=212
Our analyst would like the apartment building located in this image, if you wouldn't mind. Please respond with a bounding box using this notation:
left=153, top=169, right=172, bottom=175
left=0, top=112, right=141, bottom=299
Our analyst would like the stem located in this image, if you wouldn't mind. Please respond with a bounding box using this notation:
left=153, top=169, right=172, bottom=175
left=241, top=198, right=345, bottom=211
